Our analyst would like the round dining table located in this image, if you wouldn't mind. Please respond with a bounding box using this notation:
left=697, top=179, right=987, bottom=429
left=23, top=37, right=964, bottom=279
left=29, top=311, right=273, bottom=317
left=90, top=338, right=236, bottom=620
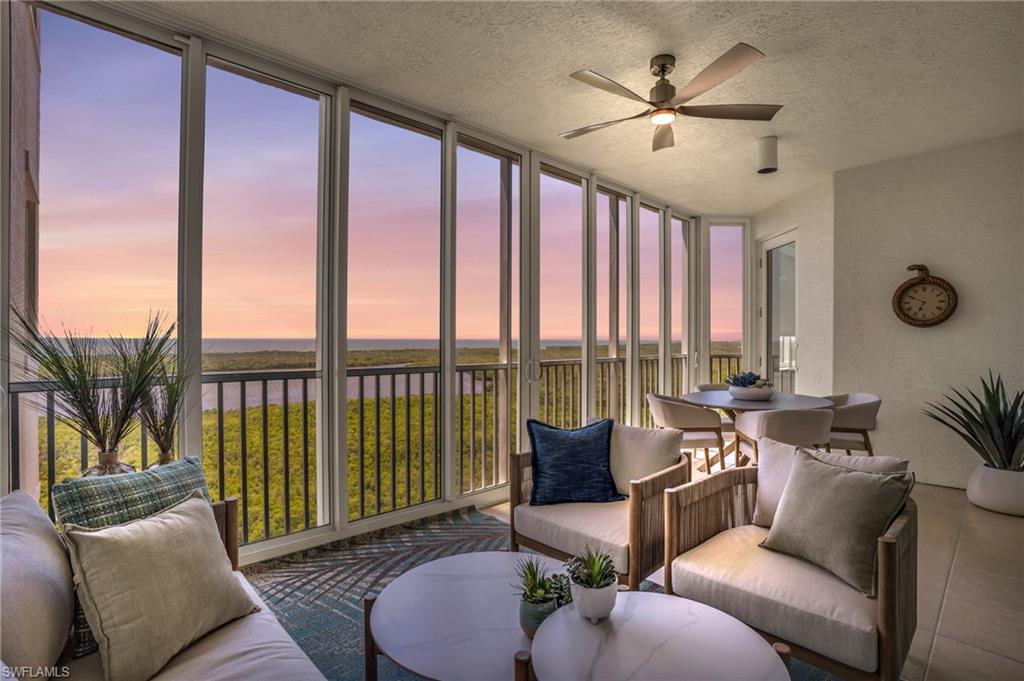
left=679, top=390, right=833, bottom=467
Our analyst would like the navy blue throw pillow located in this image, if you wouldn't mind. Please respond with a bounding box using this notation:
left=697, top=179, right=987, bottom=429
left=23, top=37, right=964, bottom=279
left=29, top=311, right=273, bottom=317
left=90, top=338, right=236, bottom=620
left=527, top=418, right=624, bottom=505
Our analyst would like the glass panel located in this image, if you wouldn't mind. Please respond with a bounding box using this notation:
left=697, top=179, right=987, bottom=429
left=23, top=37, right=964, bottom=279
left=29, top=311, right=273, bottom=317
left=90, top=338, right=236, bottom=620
left=595, top=191, right=627, bottom=422
left=767, top=242, right=797, bottom=393
left=347, top=108, right=441, bottom=519
left=455, top=140, right=519, bottom=494
left=538, top=170, right=583, bottom=429
left=638, top=206, right=661, bottom=425
left=670, top=217, right=689, bottom=395
left=7, top=7, right=181, bottom=509
left=202, top=61, right=325, bottom=543
left=709, top=225, right=744, bottom=382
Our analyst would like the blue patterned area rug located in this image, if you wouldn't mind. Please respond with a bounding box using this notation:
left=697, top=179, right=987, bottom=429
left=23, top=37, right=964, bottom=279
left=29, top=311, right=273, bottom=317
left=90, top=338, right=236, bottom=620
left=244, top=507, right=839, bottom=681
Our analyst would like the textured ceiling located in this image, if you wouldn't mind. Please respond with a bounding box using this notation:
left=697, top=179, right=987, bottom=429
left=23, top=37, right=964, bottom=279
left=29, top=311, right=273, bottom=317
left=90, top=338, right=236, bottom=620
left=146, top=1, right=1024, bottom=215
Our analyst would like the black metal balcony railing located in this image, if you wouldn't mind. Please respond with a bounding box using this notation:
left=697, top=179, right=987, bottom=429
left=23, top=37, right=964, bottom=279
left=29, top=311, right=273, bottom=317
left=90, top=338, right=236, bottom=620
left=8, top=353, right=713, bottom=546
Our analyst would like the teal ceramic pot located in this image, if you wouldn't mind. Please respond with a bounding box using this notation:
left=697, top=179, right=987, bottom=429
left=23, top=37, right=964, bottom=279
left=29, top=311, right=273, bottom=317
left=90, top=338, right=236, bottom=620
left=519, top=599, right=557, bottom=639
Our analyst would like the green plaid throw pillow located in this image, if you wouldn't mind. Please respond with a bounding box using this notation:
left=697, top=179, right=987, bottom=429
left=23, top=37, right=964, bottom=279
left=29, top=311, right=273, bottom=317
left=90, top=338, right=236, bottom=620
left=52, top=457, right=211, bottom=657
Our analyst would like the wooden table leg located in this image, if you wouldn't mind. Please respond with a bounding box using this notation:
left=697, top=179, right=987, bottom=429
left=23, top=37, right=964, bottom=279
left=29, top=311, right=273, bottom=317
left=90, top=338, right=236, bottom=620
left=514, top=650, right=532, bottom=681
left=364, top=593, right=379, bottom=681
left=772, top=642, right=792, bottom=677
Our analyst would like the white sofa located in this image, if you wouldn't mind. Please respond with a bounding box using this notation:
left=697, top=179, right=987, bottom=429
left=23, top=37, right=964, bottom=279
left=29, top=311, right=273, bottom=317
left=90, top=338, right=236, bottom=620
left=0, top=491, right=324, bottom=681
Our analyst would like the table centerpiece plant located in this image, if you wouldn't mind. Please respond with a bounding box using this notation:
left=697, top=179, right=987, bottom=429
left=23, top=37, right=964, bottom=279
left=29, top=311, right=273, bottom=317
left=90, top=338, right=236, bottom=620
left=513, top=556, right=559, bottom=639
left=566, top=547, right=618, bottom=624
left=8, top=309, right=175, bottom=476
left=725, top=371, right=775, bottom=401
left=925, top=372, right=1024, bottom=516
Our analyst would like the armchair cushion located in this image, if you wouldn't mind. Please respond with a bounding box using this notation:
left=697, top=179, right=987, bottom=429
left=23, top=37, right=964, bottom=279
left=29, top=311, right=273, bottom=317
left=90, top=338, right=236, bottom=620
left=513, top=500, right=629, bottom=572
left=671, top=524, right=879, bottom=673
left=609, top=424, right=682, bottom=495
left=753, top=438, right=908, bottom=527
left=526, top=419, right=623, bottom=505
left=762, top=450, right=914, bottom=595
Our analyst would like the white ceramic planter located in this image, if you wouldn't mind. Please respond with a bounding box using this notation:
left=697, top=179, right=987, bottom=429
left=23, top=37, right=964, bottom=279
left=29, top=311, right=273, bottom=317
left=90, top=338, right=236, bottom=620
left=571, top=582, right=617, bottom=624
left=728, top=386, right=775, bottom=401
left=966, top=463, right=1024, bottom=516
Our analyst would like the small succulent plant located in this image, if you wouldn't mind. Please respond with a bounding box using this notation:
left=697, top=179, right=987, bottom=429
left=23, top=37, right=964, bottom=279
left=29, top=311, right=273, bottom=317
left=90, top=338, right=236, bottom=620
left=549, top=573, right=572, bottom=606
left=566, top=548, right=617, bottom=589
left=513, top=556, right=555, bottom=604
left=725, top=371, right=772, bottom=389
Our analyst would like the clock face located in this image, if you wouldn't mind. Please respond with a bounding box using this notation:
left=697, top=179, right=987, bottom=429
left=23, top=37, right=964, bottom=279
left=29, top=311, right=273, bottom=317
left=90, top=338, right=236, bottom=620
left=898, top=283, right=951, bottom=323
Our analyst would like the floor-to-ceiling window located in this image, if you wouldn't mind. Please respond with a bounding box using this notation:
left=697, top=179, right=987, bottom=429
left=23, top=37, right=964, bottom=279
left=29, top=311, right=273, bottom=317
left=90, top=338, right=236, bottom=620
left=538, top=168, right=584, bottom=428
left=595, top=190, right=628, bottom=422
left=709, top=224, right=744, bottom=382
left=455, top=137, right=519, bottom=494
left=202, top=59, right=326, bottom=543
left=6, top=7, right=181, bottom=512
left=347, top=105, right=441, bottom=519
left=670, top=217, right=689, bottom=395
left=637, top=205, right=661, bottom=425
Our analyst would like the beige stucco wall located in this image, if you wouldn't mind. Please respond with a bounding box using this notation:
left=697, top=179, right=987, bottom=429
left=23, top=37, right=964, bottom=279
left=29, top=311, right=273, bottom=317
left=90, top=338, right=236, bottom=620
left=832, top=134, right=1024, bottom=487
left=753, top=179, right=835, bottom=398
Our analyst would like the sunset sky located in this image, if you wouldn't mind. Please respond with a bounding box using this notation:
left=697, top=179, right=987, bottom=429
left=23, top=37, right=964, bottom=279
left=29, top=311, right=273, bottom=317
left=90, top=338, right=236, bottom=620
left=33, top=10, right=742, bottom=344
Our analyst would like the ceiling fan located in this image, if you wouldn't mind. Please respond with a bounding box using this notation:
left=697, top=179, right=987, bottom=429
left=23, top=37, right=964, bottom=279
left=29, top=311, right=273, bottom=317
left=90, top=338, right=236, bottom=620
left=560, top=43, right=782, bottom=152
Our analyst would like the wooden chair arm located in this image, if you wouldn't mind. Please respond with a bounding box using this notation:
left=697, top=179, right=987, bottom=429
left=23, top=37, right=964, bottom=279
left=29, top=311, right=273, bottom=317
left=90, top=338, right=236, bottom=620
left=508, top=452, right=533, bottom=542
left=878, top=498, right=917, bottom=680
left=211, top=497, right=239, bottom=570
left=628, top=458, right=691, bottom=590
left=663, top=467, right=758, bottom=594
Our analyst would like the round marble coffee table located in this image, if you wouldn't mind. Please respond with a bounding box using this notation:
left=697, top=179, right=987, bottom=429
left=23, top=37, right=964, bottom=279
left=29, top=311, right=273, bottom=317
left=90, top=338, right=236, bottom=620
left=531, top=591, right=789, bottom=681
left=365, top=551, right=564, bottom=681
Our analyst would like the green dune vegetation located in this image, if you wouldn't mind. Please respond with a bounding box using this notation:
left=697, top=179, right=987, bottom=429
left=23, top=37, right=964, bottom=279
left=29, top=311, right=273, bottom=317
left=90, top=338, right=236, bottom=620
left=32, top=341, right=738, bottom=545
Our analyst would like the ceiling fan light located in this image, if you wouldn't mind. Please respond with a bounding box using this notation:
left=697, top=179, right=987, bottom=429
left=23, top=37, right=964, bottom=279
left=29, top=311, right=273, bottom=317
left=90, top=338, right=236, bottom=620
left=650, top=108, right=676, bottom=125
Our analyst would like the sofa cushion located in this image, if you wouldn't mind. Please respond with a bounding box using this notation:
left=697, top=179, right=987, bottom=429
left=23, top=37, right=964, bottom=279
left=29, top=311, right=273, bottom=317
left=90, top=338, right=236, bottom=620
left=527, top=419, right=622, bottom=505
left=762, top=450, right=914, bottom=595
left=753, top=438, right=908, bottom=527
left=609, top=424, right=682, bottom=495
left=514, top=500, right=629, bottom=573
left=66, top=575, right=325, bottom=680
left=63, top=493, right=257, bottom=681
left=0, top=491, right=74, bottom=671
left=671, top=524, right=879, bottom=673
left=51, top=456, right=210, bottom=529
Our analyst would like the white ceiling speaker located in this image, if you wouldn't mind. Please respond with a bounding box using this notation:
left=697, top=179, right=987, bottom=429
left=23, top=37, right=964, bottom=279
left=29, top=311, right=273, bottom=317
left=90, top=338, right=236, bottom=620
left=758, top=135, right=779, bottom=174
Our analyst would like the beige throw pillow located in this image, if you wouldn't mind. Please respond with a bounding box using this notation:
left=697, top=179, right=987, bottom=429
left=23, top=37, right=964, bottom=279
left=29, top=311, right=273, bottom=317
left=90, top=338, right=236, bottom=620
left=609, top=424, right=683, bottom=495
left=62, top=492, right=257, bottom=681
left=752, top=437, right=909, bottom=527
left=761, top=450, right=914, bottom=595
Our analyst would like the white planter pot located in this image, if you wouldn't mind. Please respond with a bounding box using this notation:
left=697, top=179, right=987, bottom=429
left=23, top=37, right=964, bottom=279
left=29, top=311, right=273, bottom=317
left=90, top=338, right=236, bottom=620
left=570, top=582, right=617, bottom=624
left=728, top=386, right=774, bottom=401
left=966, top=463, right=1024, bottom=517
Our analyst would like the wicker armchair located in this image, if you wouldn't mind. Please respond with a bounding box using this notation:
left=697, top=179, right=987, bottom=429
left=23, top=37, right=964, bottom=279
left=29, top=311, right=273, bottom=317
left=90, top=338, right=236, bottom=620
left=509, top=451, right=689, bottom=590
left=663, top=468, right=917, bottom=681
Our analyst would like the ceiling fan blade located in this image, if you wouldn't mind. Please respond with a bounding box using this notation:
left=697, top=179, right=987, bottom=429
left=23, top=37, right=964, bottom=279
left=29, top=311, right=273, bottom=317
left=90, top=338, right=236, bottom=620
left=570, top=69, right=652, bottom=106
left=559, top=111, right=649, bottom=139
left=652, top=124, right=674, bottom=152
left=669, top=43, right=764, bottom=106
left=677, top=104, right=782, bottom=121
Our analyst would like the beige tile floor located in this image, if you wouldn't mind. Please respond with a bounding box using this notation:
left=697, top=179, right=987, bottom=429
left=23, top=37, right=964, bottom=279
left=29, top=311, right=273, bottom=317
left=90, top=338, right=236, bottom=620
left=483, top=482, right=1024, bottom=681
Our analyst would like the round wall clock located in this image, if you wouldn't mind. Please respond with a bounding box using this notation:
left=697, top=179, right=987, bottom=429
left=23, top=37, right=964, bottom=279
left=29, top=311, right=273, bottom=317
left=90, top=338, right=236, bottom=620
left=892, top=264, right=958, bottom=327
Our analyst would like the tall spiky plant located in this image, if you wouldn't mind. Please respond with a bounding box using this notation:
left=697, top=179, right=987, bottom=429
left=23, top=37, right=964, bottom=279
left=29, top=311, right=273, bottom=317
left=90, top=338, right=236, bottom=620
left=139, top=340, right=191, bottom=465
left=925, top=372, right=1024, bottom=471
left=8, top=308, right=175, bottom=468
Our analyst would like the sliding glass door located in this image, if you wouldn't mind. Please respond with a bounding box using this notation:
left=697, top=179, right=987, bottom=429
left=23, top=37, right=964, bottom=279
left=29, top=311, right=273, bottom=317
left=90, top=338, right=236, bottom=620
left=708, top=224, right=745, bottom=382
left=594, top=190, right=628, bottom=422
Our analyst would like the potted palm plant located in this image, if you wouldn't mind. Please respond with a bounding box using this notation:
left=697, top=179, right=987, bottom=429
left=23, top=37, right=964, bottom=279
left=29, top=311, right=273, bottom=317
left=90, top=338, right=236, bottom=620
left=513, top=556, right=557, bottom=639
left=140, top=342, right=191, bottom=468
left=925, top=372, right=1024, bottom=516
left=8, top=310, right=175, bottom=476
left=566, top=548, right=618, bottom=624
